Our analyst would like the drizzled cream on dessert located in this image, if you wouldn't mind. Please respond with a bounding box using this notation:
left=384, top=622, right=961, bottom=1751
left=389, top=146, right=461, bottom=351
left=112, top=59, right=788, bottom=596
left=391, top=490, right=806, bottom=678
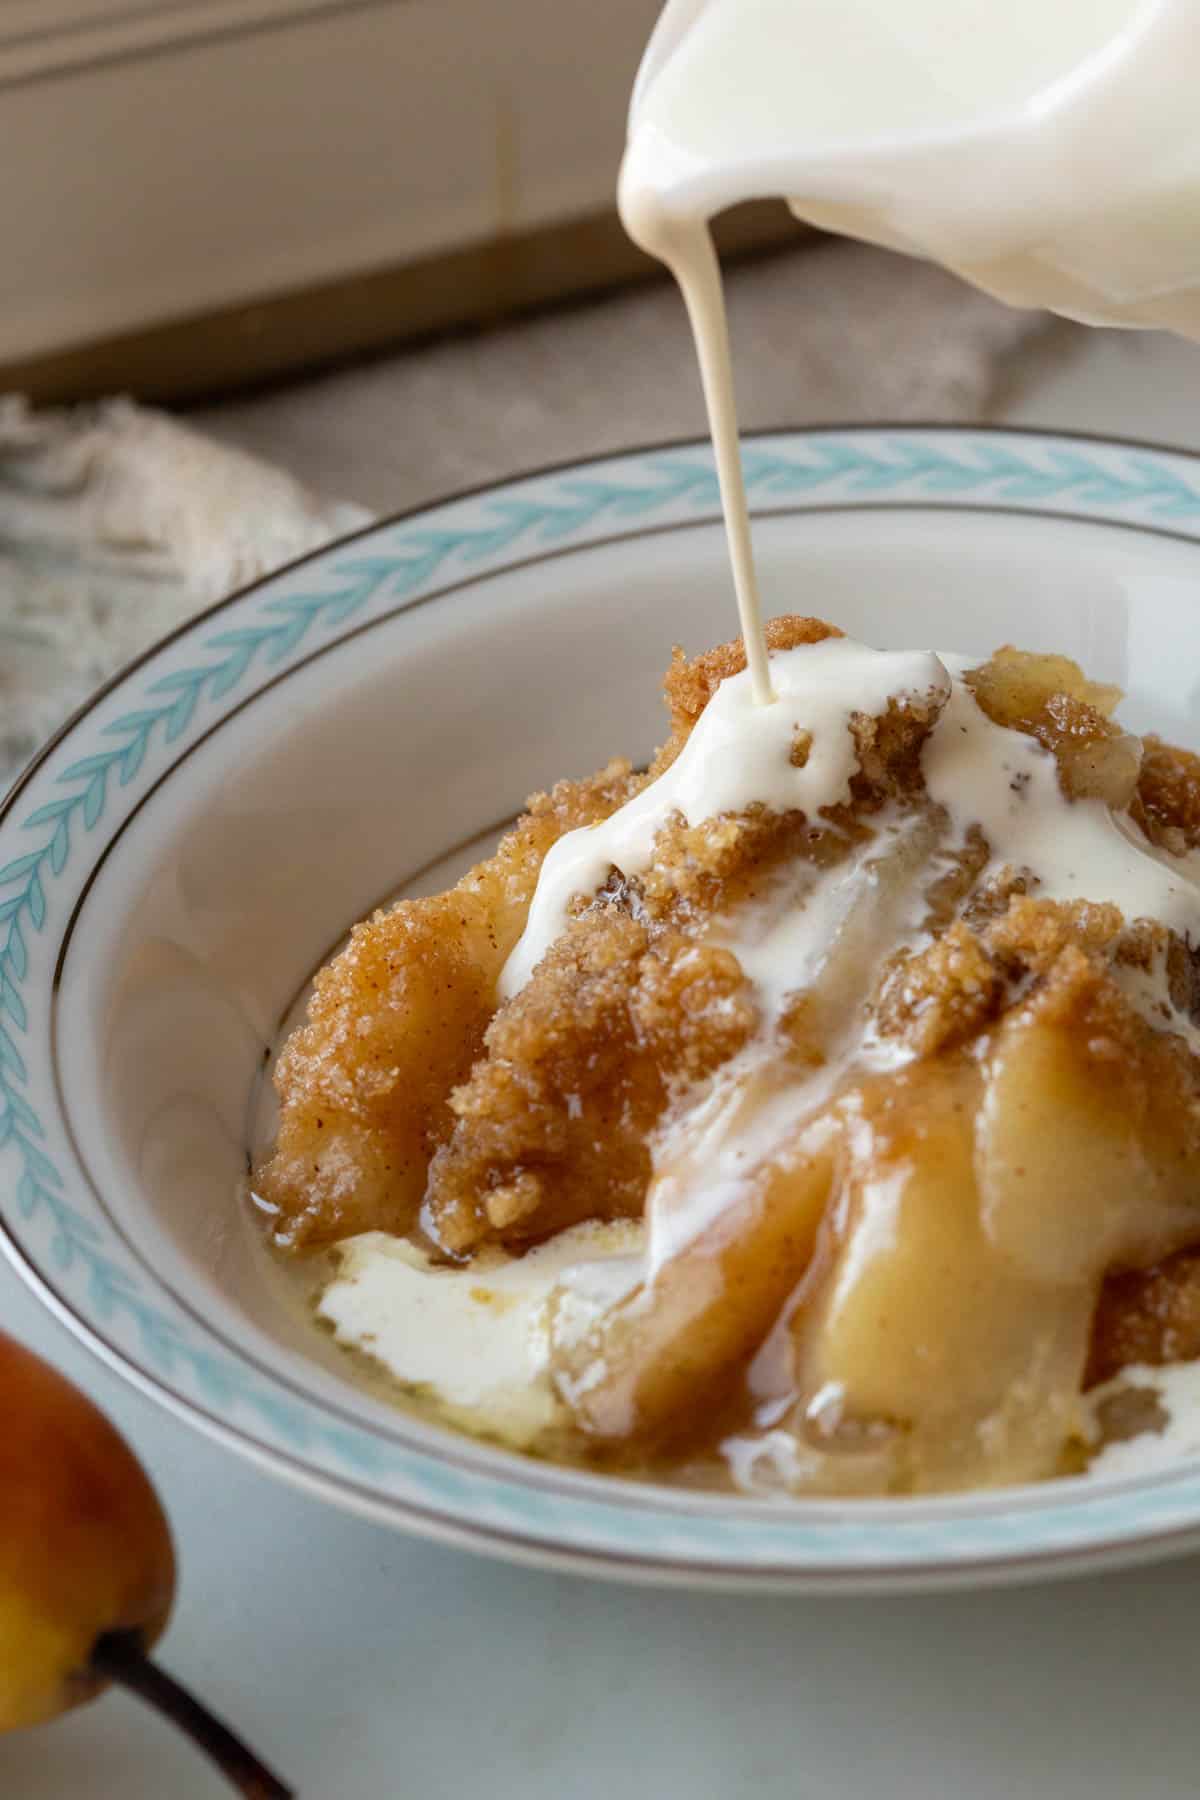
left=256, top=617, right=1200, bottom=1495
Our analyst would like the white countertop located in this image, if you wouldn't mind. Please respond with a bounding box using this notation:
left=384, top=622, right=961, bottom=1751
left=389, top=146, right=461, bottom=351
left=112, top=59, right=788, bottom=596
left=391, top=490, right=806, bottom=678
left=7, top=322, right=1200, bottom=1799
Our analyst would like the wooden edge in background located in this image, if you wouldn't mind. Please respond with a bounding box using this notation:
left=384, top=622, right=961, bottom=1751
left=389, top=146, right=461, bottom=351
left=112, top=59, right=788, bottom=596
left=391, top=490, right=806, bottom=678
left=0, top=201, right=804, bottom=408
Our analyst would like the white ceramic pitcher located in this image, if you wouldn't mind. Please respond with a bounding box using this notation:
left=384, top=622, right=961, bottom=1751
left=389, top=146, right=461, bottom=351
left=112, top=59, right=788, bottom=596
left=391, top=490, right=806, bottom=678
left=623, top=0, right=1200, bottom=334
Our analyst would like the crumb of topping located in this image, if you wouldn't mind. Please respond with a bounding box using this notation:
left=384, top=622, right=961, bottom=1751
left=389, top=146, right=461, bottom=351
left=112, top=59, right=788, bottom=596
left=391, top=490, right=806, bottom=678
left=873, top=921, right=1001, bottom=1057
left=1089, top=1248, right=1200, bottom=1388
left=848, top=692, right=945, bottom=801
left=425, top=909, right=758, bottom=1255
left=1136, top=735, right=1200, bottom=852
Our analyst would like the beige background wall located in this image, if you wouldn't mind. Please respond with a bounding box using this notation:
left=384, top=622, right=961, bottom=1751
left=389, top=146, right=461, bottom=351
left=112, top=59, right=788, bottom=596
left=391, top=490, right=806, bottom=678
left=0, top=0, right=663, bottom=375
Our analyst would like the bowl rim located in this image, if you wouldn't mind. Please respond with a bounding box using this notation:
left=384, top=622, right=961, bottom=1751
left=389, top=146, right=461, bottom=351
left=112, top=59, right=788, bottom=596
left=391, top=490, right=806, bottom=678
left=11, top=410, right=1200, bottom=790
left=9, top=422, right=1200, bottom=1590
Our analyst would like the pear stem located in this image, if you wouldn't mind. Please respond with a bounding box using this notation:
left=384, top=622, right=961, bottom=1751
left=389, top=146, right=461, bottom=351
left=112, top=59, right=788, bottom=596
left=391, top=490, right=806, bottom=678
left=91, top=1631, right=294, bottom=1799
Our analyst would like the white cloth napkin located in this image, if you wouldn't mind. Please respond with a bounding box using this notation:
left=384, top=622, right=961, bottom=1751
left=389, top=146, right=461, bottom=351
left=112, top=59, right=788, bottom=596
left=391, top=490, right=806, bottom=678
left=0, top=396, right=368, bottom=786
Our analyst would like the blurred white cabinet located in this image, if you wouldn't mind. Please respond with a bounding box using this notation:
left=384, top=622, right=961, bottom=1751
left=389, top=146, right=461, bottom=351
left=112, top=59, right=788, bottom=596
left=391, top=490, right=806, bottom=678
left=0, top=0, right=664, bottom=381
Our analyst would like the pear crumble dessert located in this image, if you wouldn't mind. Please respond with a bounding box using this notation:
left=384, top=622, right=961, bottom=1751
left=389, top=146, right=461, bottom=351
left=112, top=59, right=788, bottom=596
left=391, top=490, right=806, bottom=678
left=253, top=617, right=1200, bottom=1495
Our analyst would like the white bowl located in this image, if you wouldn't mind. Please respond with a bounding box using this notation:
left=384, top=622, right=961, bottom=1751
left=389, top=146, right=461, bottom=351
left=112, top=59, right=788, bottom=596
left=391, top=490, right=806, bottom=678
left=8, top=426, right=1200, bottom=1591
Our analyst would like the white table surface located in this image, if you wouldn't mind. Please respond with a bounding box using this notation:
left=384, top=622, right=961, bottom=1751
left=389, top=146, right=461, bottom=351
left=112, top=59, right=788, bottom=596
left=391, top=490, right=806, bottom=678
left=7, top=325, right=1200, bottom=1800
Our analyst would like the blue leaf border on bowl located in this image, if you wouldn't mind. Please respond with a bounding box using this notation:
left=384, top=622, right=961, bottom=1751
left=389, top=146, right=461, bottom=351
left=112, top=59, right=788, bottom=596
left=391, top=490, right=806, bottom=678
left=7, top=428, right=1200, bottom=1575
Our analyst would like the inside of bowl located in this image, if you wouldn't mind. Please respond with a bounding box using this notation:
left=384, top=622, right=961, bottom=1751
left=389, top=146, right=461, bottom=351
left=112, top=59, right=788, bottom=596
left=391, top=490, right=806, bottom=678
left=52, top=505, right=1200, bottom=1438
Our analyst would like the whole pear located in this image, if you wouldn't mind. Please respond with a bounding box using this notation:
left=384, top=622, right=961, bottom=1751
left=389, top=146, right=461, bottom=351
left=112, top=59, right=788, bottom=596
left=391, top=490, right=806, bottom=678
left=0, top=1328, right=176, bottom=1730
